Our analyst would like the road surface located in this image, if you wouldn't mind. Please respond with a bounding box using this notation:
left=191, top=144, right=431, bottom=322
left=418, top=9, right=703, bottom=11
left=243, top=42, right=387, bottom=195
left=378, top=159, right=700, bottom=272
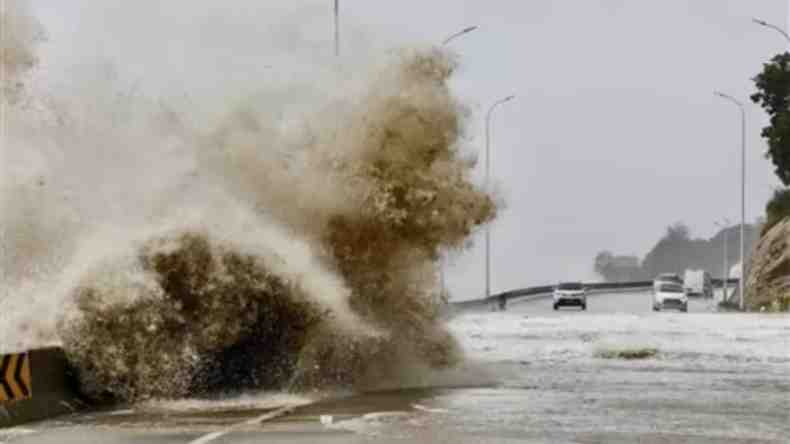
left=2, top=290, right=788, bottom=443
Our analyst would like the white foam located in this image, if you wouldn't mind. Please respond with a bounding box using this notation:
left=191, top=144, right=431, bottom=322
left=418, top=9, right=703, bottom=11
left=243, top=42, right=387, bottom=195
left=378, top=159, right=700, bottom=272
left=139, top=392, right=313, bottom=414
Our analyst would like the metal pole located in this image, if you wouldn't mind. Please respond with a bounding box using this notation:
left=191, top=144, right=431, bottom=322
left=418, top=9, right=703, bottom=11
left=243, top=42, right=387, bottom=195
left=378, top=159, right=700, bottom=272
left=442, top=26, right=478, bottom=46
left=714, top=91, right=746, bottom=310
left=723, top=225, right=728, bottom=295
left=752, top=18, right=790, bottom=44
left=485, top=112, right=490, bottom=301
left=739, top=103, right=746, bottom=310
left=484, top=95, right=515, bottom=300
left=436, top=25, right=477, bottom=299
left=333, top=0, right=339, bottom=57
left=715, top=218, right=730, bottom=299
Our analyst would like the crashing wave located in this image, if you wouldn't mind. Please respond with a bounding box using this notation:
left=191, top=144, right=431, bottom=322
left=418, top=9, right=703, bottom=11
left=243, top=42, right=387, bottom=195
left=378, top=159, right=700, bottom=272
left=3, top=1, right=496, bottom=403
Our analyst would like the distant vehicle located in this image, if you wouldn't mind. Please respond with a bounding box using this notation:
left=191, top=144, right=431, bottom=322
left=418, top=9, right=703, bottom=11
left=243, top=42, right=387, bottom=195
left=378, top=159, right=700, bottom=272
left=553, top=282, right=587, bottom=311
left=683, top=269, right=713, bottom=298
left=653, top=273, right=683, bottom=292
left=652, top=282, right=688, bottom=312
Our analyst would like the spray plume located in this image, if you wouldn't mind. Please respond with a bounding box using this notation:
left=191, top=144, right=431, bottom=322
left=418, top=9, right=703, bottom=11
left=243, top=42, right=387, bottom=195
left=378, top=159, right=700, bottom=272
left=2, top=2, right=497, bottom=402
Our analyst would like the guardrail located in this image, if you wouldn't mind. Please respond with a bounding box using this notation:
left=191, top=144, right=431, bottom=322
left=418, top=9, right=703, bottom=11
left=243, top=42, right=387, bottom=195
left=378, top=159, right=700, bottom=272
left=450, top=278, right=740, bottom=312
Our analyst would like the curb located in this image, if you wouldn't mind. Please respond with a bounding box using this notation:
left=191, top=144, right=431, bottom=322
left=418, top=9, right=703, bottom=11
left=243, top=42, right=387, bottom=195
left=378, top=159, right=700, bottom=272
left=0, top=347, right=82, bottom=428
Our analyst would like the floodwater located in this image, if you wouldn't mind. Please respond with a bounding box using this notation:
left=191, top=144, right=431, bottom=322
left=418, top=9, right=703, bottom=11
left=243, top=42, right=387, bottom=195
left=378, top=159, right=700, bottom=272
left=2, top=291, right=789, bottom=443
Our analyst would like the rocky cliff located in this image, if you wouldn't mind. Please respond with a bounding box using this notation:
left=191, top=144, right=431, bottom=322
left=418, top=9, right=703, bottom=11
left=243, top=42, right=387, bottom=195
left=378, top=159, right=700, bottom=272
left=745, top=217, right=790, bottom=311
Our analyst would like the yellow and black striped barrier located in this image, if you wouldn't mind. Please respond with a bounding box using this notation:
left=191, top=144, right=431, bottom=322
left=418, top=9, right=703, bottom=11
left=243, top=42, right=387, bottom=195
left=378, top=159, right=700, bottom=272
left=0, top=348, right=80, bottom=428
left=0, top=352, right=32, bottom=403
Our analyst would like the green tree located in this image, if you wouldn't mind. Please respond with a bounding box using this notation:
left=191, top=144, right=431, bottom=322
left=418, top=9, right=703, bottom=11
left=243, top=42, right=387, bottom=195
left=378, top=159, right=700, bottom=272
left=641, top=222, right=698, bottom=277
left=595, top=222, right=760, bottom=282
left=751, top=53, right=790, bottom=185
left=594, top=250, right=644, bottom=282
left=594, top=250, right=614, bottom=277
left=665, top=222, right=690, bottom=244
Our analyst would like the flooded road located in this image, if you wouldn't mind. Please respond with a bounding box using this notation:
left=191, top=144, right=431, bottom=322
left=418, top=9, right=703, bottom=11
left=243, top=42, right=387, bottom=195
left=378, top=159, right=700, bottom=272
left=2, top=291, right=788, bottom=443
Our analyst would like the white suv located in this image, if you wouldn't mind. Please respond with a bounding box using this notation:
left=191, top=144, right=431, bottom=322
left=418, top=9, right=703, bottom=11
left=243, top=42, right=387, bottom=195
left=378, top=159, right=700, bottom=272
left=652, top=282, right=688, bottom=312
left=553, top=282, right=587, bottom=311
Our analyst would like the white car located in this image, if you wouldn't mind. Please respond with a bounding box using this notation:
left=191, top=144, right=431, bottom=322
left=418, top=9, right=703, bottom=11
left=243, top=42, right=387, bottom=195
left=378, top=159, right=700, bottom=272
left=553, top=282, right=587, bottom=311
left=652, top=282, right=688, bottom=312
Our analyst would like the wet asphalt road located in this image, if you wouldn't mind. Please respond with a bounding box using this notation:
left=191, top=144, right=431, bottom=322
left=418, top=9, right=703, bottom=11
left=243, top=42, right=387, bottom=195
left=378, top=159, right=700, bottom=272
left=2, top=290, right=788, bottom=443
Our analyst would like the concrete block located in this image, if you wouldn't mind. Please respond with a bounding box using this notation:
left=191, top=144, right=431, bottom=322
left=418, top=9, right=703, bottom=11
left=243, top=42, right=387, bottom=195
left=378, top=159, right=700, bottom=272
left=0, top=348, right=83, bottom=428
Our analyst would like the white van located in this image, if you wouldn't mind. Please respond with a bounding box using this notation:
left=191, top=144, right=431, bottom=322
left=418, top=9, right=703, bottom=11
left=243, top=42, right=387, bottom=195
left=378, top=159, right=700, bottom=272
left=684, top=270, right=713, bottom=298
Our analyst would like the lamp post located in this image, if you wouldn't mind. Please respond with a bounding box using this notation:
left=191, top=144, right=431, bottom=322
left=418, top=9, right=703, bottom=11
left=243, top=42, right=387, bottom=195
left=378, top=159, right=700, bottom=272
left=442, top=26, right=478, bottom=46
left=484, top=95, right=515, bottom=300
left=333, top=0, right=340, bottom=57
left=437, top=25, right=477, bottom=301
left=714, top=91, right=746, bottom=310
left=752, top=18, right=790, bottom=44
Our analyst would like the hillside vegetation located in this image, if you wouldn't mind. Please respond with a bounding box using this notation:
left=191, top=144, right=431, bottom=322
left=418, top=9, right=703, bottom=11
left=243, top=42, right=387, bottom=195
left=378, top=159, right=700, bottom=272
left=595, top=222, right=759, bottom=281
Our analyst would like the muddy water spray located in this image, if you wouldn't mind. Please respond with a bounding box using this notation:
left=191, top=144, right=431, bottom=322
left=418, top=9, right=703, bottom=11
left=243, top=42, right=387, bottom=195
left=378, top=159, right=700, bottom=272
left=2, top=2, right=497, bottom=401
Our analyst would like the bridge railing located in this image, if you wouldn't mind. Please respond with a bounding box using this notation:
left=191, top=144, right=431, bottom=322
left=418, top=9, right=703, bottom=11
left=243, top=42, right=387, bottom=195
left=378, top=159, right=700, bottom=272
left=450, top=278, right=739, bottom=311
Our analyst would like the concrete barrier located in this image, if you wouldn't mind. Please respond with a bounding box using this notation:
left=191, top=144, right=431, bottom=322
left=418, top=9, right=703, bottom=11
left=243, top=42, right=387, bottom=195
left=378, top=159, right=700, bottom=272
left=0, top=347, right=83, bottom=428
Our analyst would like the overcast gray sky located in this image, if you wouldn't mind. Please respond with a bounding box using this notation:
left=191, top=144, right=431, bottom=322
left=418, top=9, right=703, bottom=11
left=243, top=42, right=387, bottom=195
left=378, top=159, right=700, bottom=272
left=29, top=0, right=788, bottom=300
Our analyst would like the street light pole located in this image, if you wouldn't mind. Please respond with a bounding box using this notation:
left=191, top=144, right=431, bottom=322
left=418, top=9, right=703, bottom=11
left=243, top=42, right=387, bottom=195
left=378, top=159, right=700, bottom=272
left=442, top=26, right=478, bottom=46
left=333, top=0, right=340, bottom=57
left=752, top=18, right=790, bottom=44
left=484, top=95, right=515, bottom=300
left=714, top=91, right=746, bottom=310
left=437, top=25, right=478, bottom=301
left=714, top=218, right=731, bottom=299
